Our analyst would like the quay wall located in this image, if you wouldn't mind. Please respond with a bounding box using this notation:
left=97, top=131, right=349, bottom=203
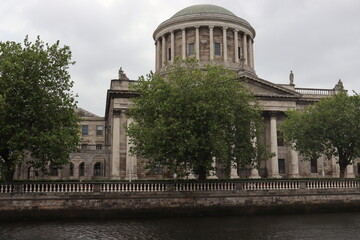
left=1, top=180, right=360, bottom=220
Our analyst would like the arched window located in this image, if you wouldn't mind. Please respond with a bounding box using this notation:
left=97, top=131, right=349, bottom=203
left=94, top=162, right=103, bottom=176
left=79, top=162, right=85, bottom=177
left=69, top=162, right=74, bottom=177
left=49, top=163, right=58, bottom=176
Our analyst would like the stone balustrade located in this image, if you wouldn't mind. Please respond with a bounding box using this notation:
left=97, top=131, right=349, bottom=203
left=1, top=179, right=360, bottom=194
left=295, top=88, right=335, bottom=96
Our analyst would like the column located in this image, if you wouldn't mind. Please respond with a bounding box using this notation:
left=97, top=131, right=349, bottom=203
left=156, top=39, right=160, bottom=71
left=161, top=35, right=166, bottom=67
left=230, top=162, right=239, bottom=179
left=126, top=118, right=138, bottom=181
left=248, top=39, right=253, bottom=68
left=170, top=31, right=175, bottom=63
left=250, top=38, right=255, bottom=68
left=222, top=27, right=228, bottom=62
left=332, top=157, right=340, bottom=178
left=346, top=163, right=355, bottom=178
left=182, top=28, right=186, bottom=59
left=242, top=33, right=248, bottom=66
left=289, top=146, right=300, bottom=178
left=195, top=26, right=200, bottom=60
left=269, top=112, right=280, bottom=178
left=234, top=29, right=239, bottom=63
left=111, top=109, right=121, bottom=180
left=208, top=157, right=218, bottom=179
left=249, top=135, right=261, bottom=179
left=209, top=26, right=214, bottom=61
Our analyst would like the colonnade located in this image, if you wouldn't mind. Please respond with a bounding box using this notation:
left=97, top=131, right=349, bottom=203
left=155, top=25, right=255, bottom=71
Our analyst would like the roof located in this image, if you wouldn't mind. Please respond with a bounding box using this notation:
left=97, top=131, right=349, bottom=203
left=171, top=4, right=237, bottom=18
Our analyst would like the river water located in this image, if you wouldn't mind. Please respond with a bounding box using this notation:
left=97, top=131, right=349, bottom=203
left=1, top=212, right=360, bottom=240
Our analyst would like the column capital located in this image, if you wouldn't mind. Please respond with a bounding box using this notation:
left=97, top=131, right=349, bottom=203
left=269, top=111, right=279, bottom=118
left=209, top=25, right=214, bottom=30
left=195, top=25, right=200, bottom=29
left=233, top=29, right=239, bottom=33
left=181, top=27, right=186, bottom=31
left=222, top=26, right=228, bottom=30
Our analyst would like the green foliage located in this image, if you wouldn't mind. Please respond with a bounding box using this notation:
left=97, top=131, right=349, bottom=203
left=281, top=91, right=360, bottom=178
left=126, top=58, right=268, bottom=180
left=0, top=36, right=80, bottom=181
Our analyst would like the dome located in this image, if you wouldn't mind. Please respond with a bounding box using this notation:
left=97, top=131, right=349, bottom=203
left=171, top=4, right=236, bottom=18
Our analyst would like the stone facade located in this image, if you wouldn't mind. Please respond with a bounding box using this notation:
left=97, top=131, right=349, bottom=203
left=14, top=4, right=359, bottom=181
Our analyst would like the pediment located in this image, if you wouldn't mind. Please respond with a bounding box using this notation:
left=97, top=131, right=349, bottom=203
left=240, top=76, right=300, bottom=98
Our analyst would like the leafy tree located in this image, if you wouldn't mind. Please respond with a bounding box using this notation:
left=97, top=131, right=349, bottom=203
left=0, top=36, right=80, bottom=182
left=126, top=58, right=268, bottom=180
left=281, top=91, right=360, bottom=178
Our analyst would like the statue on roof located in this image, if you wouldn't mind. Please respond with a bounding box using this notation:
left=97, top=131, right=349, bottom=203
left=289, top=70, right=294, bottom=85
left=334, top=79, right=344, bottom=92
left=118, top=67, right=129, bottom=81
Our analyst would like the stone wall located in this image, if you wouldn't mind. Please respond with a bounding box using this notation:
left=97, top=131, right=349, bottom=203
left=1, top=181, right=360, bottom=221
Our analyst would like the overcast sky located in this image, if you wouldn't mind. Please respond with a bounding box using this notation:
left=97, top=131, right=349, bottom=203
left=1, top=0, right=360, bottom=116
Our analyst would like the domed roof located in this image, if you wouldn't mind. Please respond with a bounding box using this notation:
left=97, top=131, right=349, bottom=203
left=171, top=4, right=236, bottom=18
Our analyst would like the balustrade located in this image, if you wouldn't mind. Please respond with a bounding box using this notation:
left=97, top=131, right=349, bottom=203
left=1, top=179, right=359, bottom=194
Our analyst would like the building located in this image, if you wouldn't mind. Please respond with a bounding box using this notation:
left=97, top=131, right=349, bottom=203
left=16, top=4, right=357, bottom=180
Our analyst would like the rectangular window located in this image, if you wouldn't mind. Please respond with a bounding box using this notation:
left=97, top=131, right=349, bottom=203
left=168, top=48, right=171, bottom=60
left=311, top=159, right=318, bottom=173
left=214, top=43, right=221, bottom=56
left=238, top=47, right=241, bottom=59
left=82, top=125, right=88, bottom=135
left=81, top=144, right=88, bottom=150
left=96, top=125, right=103, bottom=136
left=188, top=43, right=195, bottom=55
left=278, top=159, right=285, bottom=174
left=277, top=131, right=284, bottom=146
left=96, top=144, right=102, bottom=150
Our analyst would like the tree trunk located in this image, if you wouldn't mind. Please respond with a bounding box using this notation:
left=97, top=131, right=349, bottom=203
left=3, top=165, right=15, bottom=182
left=339, top=163, right=346, bottom=179
left=197, top=168, right=207, bottom=181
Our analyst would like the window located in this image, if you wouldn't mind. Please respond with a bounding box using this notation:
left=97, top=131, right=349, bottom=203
left=69, top=162, right=74, bottom=176
left=214, top=43, right=221, bottom=56
left=278, top=159, right=285, bottom=174
left=96, top=144, right=102, bottom=150
left=79, top=162, right=85, bottom=177
left=188, top=43, right=195, bottom=55
left=311, top=159, right=318, bottom=173
left=49, top=163, right=58, bottom=176
left=82, top=125, right=88, bottom=135
left=277, top=131, right=284, bottom=146
left=81, top=144, right=88, bottom=150
left=96, top=125, right=103, bottom=135
left=94, top=162, right=103, bottom=176
left=238, top=47, right=241, bottom=59
left=168, top=48, right=171, bottom=60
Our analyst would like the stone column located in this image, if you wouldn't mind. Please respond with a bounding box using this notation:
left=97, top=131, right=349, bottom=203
left=289, top=146, right=300, bottom=178
left=250, top=38, right=255, bottom=68
left=170, top=31, right=175, bottom=63
left=230, top=162, right=239, bottom=179
left=346, top=163, right=355, bottom=178
left=126, top=118, right=138, bottom=181
left=195, top=26, right=200, bottom=60
left=209, top=25, right=214, bottom=61
left=234, top=29, right=239, bottom=63
left=156, top=39, right=160, bottom=71
left=182, top=28, right=186, bottom=59
left=222, top=27, right=228, bottom=62
left=249, top=134, right=261, bottom=179
left=208, top=157, right=218, bottom=179
left=332, top=157, right=340, bottom=178
left=242, top=33, right=248, bottom=66
left=269, top=112, right=280, bottom=178
left=248, top=39, right=253, bottom=68
left=111, top=109, right=121, bottom=180
left=161, top=35, right=166, bottom=67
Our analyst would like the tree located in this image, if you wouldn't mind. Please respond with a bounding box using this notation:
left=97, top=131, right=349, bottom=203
left=0, top=36, right=80, bottom=182
left=126, top=58, right=268, bottom=180
left=281, top=91, right=360, bottom=178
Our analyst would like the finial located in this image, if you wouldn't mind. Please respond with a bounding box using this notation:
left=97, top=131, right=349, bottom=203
left=289, top=70, right=294, bottom=85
